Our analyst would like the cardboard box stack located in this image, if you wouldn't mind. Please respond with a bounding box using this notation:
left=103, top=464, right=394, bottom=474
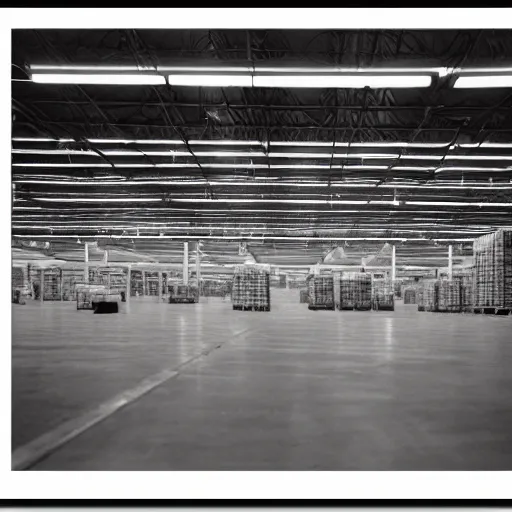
left=474, top=229, right=512, bottom=309
left=437, top=280, right=461, bottom=312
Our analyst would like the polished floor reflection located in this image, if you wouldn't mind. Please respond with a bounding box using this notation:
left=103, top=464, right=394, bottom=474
left=12, top=290, right=512, bottom=470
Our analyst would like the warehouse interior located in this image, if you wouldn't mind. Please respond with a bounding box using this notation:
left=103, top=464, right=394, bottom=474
left=11, top=28, right=512, bottom=471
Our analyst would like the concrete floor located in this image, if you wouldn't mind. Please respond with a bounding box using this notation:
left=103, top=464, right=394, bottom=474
left=12, top=290, right=512, bottom=470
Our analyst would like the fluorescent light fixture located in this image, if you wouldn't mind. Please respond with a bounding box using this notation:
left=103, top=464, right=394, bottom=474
left=255, top=67, right=449, bottom=75
left=11, top=234, right=474, bottom=242
left=454, top=75, right=512, bottom=88
left=188, top=140, right=261, bottom=145
left=162, top=66, right=253, bottom=72
left=12, top=148, right=510, bottom=162
left=31, top=74, right=166, bottom=85
left=445, top=154, right=512, bottom=161
left=269, top=152, right=400, bottom=159
left=168, top=74, right=252, bottom=87
left=31, top=65, right=156, bottom=71
left=435, top=167, right=512, bottom=173
left=169, top=198, right=397, bottom=205
left=12, top=137, right=75, bottom=142
left=34, top=197, right=162, bottom=203
left=87, top=138, right=184, bottom=145
left=408, top=201, right=512, bottom=207
left=253, top=75, right=432, bottom=89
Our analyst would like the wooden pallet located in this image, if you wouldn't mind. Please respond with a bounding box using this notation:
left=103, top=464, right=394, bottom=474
left=308, top=304, right=335, bottom=311
left=472, top=307, right=511, bottom=315
left=233, top=305, right=270, bottom=312
left=373, top=303, right=395, bottom=311
left=169, top=298, right=197, bottom=304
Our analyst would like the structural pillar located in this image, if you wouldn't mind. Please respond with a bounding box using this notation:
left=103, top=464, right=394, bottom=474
left=183, top=242, right=189, bottom=285
left=103, top=249, right=109, bottom=266
left=196, top=241, right=201, bottom=294
left=60, top=268, right=64, bottom=301
left=391, top=244, right=396, bottom=283
left=126, top=265, right=131, bottom=302
left=84, top=242, right=89, bottom=283
left=40, top=268, right=44, bottom=303
left=142, top=270, right=146, bottom=296
left=158, top=272, right=162, bottom=301
left=448, top=244, right=453, bottom=281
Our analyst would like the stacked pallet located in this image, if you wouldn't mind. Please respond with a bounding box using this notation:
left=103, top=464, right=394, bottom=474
left=43, top=268, right=61, bottom=300
left=168, top=284, right=199, bottom=303
left=307, top=275, right=334, bottom=310
left=474, top=229, right=512, bottom=311
left=403, top=287, right=416, bottom=305
left=232, top=265, right=271, bottom=311
left=61, top=268, right=85, bottom=301
left=372, top=278, right=394, bottom=311
left=76, top=284, right=110, bottom=310
left=416, top=285, right=425, bottom=311
left=423, top=280, right=438, bottom=312
left=437, top=280, right=461, bottom=312
left=453, top=267, right=475, bottom=312
left=299, top=289, right=309, bottom=303
left=339, top=272, right=372, bottom=310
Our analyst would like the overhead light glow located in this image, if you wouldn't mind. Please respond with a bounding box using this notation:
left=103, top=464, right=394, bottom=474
left=30, top=65, right=157, bottom=71
left=33, top=197, right=162, bottom=203
left=454, top=75, right=512, bottom=88
left=31, top=73, right=166, bottom=85
left=168, top=74, right=253, bottom=87
left=253, top=75, right=432, bottom=89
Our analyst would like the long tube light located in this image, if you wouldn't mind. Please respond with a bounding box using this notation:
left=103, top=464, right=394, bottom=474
left=12, top=148, right=512, bottom=163
left=33, top=197, right=162, bottom=203
left=12, top=234, right=474, bottom=242
left=13, top=179, right=512, bottom=190
left=167, top=74, right=252, bottom=87
left=13, top=162, right=509, bottom=173
left=12, top=137, right=512, bottom=150
left=31, top=74, right=166, bottom=85
left=252, top=74, right=432, bottom=89
left=454, top=75, right=512, bottom=88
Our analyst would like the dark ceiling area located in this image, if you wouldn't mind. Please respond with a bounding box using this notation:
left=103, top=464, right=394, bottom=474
left=11, top=29, right=512, bottom=268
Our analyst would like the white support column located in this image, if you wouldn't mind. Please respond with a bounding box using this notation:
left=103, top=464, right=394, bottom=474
left=142, top=270, right=146, bottom=296
left=126, top=265, right=131, bottom=302
left=448, top=244, right=453, bottom=281
left=103, top=249, right=109, bottom=266
left=391, top=244, right=396, bottom=283
left=158, top=271, right=162, bottom=301
left=196, top=242, right=201, bottom=294
left=84, top=243, right=89, bottom=283
left=183, top=242, right=189, bottom=285
left=60, top=268, right=64, bottom=301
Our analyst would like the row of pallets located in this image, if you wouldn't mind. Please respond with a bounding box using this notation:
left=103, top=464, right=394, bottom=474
left=304, top=273, right=394, bottom=311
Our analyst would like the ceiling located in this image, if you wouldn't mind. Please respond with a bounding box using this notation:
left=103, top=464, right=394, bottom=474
left=11, top=29, right=512, bottom=269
